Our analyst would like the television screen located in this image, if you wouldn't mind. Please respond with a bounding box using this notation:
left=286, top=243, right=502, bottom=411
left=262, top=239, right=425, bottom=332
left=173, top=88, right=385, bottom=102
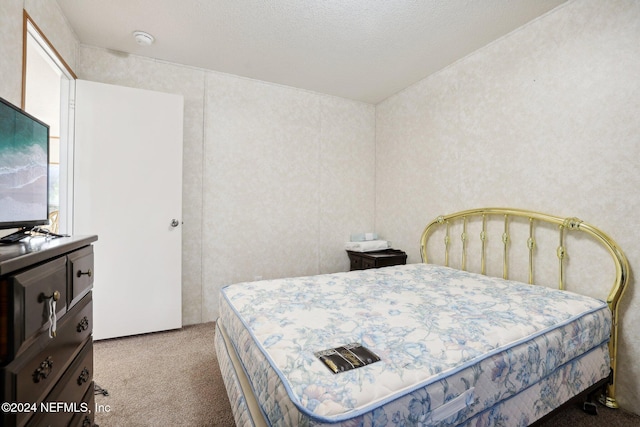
left=0, top=96, right=50, bottom=230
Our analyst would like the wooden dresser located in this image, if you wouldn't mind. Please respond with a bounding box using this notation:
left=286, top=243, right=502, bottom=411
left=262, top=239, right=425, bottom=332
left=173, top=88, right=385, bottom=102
left=0, top=235, right=97, bottom=427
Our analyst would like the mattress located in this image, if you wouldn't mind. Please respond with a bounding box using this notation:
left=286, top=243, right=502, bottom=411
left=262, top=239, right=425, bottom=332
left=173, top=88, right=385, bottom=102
left=217, top=264, right=611, bottom=426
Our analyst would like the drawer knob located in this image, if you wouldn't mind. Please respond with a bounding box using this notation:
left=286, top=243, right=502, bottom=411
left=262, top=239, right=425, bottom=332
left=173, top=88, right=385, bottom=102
left=77, top=316, right=90, bottom=333
left=77, top=268, right=93, bottom=278
left=39, top=290, right=60, bottom=302
left=77, top=367, right=90, bottom=385
left=33, top=356, right=54, bottom=383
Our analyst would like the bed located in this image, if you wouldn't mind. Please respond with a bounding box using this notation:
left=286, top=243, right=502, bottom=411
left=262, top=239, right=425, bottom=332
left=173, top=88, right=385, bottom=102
left=215, top=208, right=629, bottom=426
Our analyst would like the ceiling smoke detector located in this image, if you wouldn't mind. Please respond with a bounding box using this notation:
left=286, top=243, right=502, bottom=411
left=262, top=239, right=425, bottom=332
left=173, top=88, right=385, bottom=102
left=133, top=31, right=155, bottom=46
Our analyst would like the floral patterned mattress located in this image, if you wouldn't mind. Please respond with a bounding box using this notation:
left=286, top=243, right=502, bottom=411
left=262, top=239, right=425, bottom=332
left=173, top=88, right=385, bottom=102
left=217, top=264, right=611, bottom=426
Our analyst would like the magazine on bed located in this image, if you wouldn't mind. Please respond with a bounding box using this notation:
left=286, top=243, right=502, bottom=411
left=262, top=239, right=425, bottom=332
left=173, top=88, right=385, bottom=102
left=314, top=342, right=380, bottom=374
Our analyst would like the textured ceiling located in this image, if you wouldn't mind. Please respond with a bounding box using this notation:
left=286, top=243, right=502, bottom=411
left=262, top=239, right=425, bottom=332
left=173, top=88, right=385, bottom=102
left=55, top=0, right=567, bottom=104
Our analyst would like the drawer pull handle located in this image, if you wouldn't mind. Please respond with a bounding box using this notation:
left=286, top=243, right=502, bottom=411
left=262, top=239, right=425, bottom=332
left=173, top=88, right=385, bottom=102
left=77, top=367, right=90, bottom=385
left=77, top=268, right=93, bottom=278
left=39, top=290, right=60, bottom=302
left=82, top=416, right=92, bottom=427
left=39, top=291, right=60, bottom=338
left=33, top=356, right=53, bottom=383
left=77, top=316, right=90, bottom=332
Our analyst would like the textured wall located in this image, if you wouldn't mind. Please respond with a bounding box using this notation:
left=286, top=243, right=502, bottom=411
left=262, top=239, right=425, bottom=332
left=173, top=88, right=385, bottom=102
left=201, top=72, right=375, bottom=321
left=375, top=0, right=639, bottom=412
left=0, top=0, right=24, bottom=104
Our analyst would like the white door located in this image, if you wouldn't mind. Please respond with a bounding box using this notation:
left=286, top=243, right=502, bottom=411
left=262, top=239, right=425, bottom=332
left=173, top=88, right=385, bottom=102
left=74, top=80, right=183, bottom=340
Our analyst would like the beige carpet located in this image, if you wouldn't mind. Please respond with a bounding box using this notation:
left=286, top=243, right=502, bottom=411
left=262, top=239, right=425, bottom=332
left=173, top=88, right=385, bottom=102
left=93, top=322, right=234, bottom=426
left=93, top=322, right=640, bottom=427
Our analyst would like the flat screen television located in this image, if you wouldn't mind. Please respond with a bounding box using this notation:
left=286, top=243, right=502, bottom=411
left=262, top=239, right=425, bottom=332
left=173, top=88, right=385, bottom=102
left=0, top=96, right=50, bottom=241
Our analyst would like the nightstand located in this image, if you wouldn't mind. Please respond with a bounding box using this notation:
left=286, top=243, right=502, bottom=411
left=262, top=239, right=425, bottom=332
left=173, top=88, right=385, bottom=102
left=347, top=249, right=407, bottom=271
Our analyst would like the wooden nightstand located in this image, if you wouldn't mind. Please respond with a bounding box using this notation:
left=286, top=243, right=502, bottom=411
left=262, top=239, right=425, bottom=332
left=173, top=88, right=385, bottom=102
left=347, top=249, right=407, bottom=271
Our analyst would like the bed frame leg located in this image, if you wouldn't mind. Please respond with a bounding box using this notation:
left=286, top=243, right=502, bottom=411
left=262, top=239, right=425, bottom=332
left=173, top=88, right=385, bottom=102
left=583, top=401, right=598, bottom=416
left=583, top=387, right=605, bottom=416
left=600, top=395, right=619, bottom=409
left=583, top=377, right=613, bottom=416
left=600, top=369, right=619, bottom=409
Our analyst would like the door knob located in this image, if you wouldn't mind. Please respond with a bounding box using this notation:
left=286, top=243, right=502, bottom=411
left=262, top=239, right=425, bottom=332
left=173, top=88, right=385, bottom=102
left=170, top=219, right=180, bottom=228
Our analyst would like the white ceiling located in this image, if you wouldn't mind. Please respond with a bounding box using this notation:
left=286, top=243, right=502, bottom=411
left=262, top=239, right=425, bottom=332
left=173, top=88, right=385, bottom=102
left=55, top=0, right=567, bottom=104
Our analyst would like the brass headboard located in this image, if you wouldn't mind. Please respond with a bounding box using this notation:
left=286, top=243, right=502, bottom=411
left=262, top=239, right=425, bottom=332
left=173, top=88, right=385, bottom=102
left=420, top=207, right=629, bottom=408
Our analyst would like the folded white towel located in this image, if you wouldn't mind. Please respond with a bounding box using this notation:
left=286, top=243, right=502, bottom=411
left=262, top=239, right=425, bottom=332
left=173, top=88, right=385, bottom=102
left=350, top=232, right=378, bottom=242
left=345, top=240, right=390, bottom=252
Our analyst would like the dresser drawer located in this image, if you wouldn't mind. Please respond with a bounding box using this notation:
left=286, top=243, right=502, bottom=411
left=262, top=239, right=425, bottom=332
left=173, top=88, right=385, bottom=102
left=11, top=256, right=68, bottom=358
left=362, top=258, right=376, bottom=269
left=26, top=340, right=93, bottom=427
left=67, top=246, right=94, bottom=308
left=349, top=255, right=363, bottom=270
left=2, top=294, right=92, bottom=426
left=69, top=383, right=95, bottom=427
